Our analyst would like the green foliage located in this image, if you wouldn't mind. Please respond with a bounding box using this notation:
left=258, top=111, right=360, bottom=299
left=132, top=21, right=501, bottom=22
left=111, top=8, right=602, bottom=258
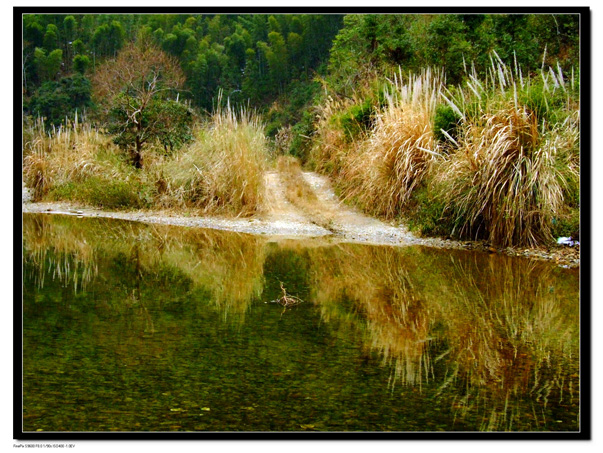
left=518, top=79, right=574, bottom=126
left=23, top=13, right=344, bottom=139
left=72, top=39, right=86, bottom=55
left=92, top=21, right=125, bottom=56
left=289, top=110, right=315, bottom=160
left=335, top=100, right=374, bottom=142
left=73, top=54, right=91, bottom=74
left=33, top=48, right=63, bottom=82
left=43, top=24, right=59, bottom=50
left=332, top=86, right=386, bottom=142
left=24, top=18, right=45, bottom=47
left=150, top=100, right=195, bottom=153
left=327, top=14, right=579, bottom=94
left=27, top=74, right=93, bottom=126
left=405, top=186, right=453, bottom=237
left=108, top=97, right=194, bottom=155
left=551, top=207, right=580, bottom=240
left=49, top=177, right=152, bottom=209
left=63, top=16, right=77, bottom=42
left=433, top=104, right=461, bottom=144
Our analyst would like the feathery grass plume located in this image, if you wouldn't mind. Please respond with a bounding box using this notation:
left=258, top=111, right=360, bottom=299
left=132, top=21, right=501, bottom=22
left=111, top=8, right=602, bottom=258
left=435, top=105, right=560, bottom=246
left=342, top=68, right=444, bottom=218
left=162, top=102, right=269, bottom=216
left=434, top=57, right=579, bottom=247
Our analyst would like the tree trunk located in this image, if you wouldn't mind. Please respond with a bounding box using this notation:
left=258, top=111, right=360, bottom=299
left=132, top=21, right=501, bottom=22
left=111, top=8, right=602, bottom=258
left=133, top=120, right=143, bottom=169
left=133, top=135, right=143, bottom=169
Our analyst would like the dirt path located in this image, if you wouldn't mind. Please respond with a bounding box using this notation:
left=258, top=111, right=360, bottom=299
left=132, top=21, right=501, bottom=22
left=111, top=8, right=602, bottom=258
left=21, top=171, right=580, bottom=267
left=260, top=171, right=317, bottom=225
left=21, top=170, right=414, bottom=245
left=260, top=169, right=414, bottom=244
left=300, top=172, right=414, bottom=244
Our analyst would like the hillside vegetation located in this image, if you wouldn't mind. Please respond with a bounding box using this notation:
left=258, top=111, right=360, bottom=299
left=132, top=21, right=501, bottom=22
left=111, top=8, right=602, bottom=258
left=22, top=12, right=581, bottom=246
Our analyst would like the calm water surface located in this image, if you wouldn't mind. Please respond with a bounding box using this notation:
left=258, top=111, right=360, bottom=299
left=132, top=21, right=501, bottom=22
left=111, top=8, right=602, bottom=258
left=21, top=213, right=580, bottom=432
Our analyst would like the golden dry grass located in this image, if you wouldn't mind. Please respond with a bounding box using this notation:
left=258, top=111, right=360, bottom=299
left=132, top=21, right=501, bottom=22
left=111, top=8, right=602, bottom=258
left=22, top=118, right=127, bottom=201
left=309, top=69, right=443, bottom=219
left=346, top=70, right=442, bottom=217
left=309, top=56, right=579, bottom=247
left=160, top=105, right=269, bottom=216
left=23, top=101, right=270, bottom=216
left=434, top=103, right=577, bottom=247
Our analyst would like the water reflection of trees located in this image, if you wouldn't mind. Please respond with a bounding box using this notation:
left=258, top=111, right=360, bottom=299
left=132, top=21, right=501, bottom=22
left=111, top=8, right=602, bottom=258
left=23, top=214, right=266, bottom=324
left=304, top=244, right=579, bottom=430
left=23, top=214, right=579, bottom=430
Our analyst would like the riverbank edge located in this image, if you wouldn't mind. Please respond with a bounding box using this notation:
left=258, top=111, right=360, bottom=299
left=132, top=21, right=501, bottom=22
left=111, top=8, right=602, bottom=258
left=21, top=200, right=580, bottom=269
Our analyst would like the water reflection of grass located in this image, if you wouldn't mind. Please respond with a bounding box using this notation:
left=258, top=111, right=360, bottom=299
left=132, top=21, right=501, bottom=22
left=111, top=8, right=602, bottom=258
left=23, top=214, right=99, bottom=292
left=304, top=244, right=579, bottom=430
left=22, top=214, right=579, bottom=431
left=437, top=256, right=579, bottom=430
left=144, top=225, right=266, bottom=321
left=23, top=214, right=265, bottom=322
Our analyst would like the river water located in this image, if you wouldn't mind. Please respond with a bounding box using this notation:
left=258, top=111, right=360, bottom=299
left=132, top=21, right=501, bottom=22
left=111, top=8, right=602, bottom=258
left=21, top=213, right=581, bottom=433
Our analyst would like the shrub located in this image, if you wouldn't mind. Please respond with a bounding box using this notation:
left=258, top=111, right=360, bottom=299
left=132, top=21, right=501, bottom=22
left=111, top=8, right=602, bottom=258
left=26, top=74, right=94, bottom=127
left=433, top=103, right=461, bottom=144
left=335, top=99, right=374, bottom=142
left=405, top=186, right=452, bottom=237
left=289, top=110, right=315, bottom=160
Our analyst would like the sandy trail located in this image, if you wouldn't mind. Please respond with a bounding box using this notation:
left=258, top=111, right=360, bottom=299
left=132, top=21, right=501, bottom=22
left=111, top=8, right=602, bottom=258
left=260, top=171, right=315, bottom=224
left=300, top=172, right=414, bottom=244
left=21, top=170, right=413, bottom=245
left=20, top=172, right=581, bottom=267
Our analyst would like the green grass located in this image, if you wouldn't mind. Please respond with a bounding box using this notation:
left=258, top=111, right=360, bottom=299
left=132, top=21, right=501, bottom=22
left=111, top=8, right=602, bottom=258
left=48, top=177, right=152, bottom=209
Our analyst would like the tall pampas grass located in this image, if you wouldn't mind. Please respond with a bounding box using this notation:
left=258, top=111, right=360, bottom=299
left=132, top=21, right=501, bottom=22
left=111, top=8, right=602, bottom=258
left=345, top=68, right=443, bottom=217
left=434, top=55, right=579, bottom=247
left=162, top=102, right=269, bottom=216
left=23, top=116, right=122, bottom=201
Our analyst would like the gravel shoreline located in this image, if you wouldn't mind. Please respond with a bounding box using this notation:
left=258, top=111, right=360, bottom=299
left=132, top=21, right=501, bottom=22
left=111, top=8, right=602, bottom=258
left=22, top=200, right=580, bottom=269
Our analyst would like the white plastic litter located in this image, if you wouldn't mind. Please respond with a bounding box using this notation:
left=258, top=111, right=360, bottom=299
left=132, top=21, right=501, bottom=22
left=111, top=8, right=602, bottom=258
left=557, top=237, right=579, bottom=246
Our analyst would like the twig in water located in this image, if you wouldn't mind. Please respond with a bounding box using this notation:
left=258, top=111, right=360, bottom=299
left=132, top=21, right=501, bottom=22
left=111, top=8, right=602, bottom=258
left=266, top=282, right=305, bottom=317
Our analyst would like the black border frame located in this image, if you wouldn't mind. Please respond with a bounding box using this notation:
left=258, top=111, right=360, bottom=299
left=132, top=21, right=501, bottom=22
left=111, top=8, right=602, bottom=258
left=14, top=5, right=592, bottom=442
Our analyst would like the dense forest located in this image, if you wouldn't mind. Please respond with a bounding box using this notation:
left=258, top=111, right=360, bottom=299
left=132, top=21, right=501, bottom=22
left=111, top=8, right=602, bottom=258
left=22, top=13, right=579, bottom=142
left=22, top=14, right=343, bottom=138
left=22, top=12, right=582, bottom=247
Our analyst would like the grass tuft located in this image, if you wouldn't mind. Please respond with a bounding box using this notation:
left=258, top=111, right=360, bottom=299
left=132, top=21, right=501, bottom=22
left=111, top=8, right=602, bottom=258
left=310, top=55, right=579, bottom=247
left=161, top=104, right=269, bottom=216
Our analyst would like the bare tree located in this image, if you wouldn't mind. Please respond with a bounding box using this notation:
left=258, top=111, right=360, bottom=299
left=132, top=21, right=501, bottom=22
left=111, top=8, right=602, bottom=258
left=92, top=41, right=188, bottom=168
